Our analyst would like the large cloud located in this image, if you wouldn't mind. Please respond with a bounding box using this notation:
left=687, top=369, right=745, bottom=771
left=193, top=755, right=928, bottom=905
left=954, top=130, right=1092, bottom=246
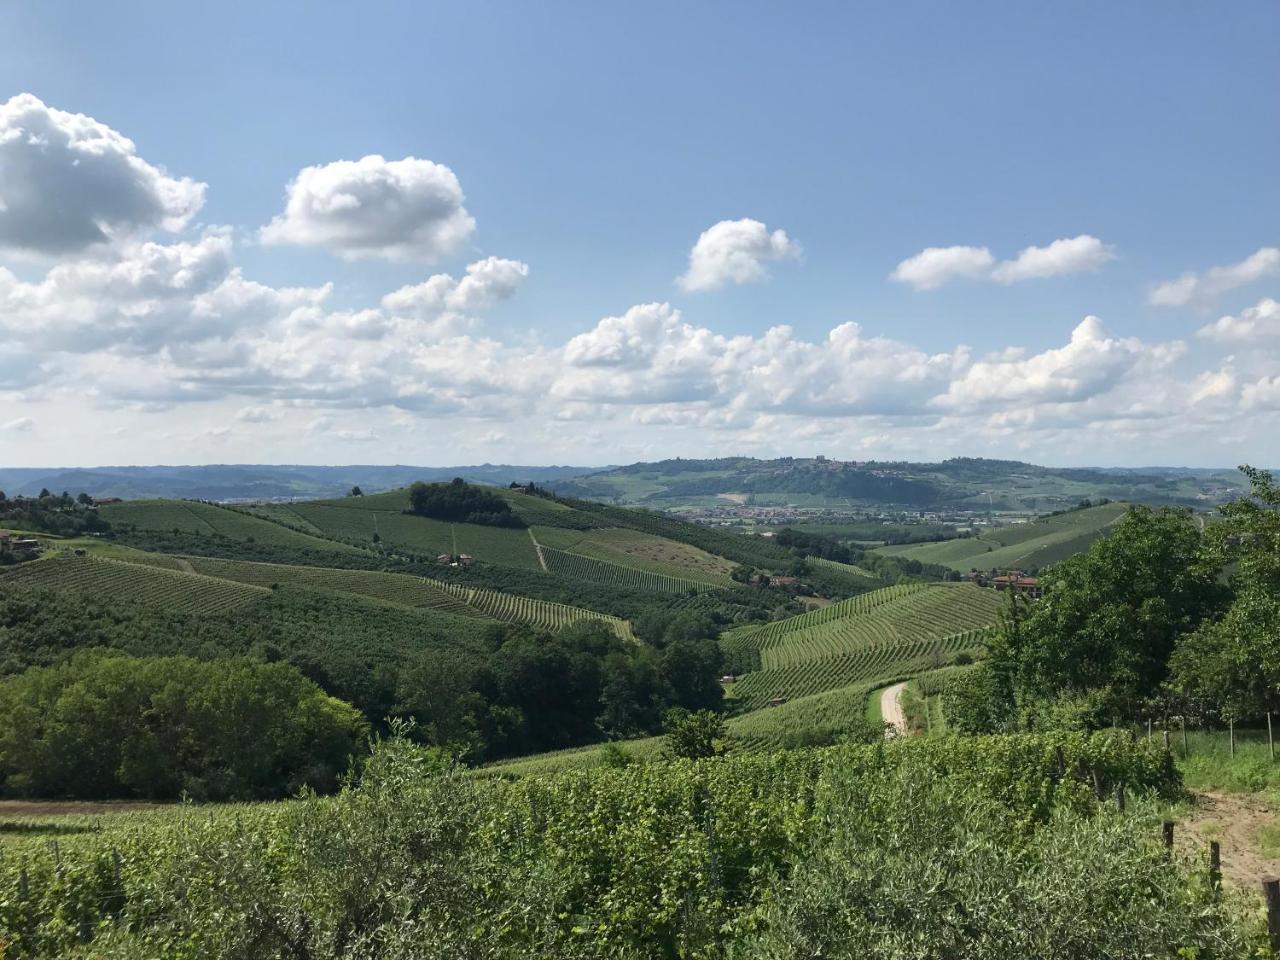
left=677, top=219, right=800, bottom=292
left=892, top=235, right=1113, bottom=290
left=0, top=93, right=205, bottom=256
left=1197, top=298, right=1280, bottom=342
left=935, top=316, right=1173, bottom=410
left=260, top=154, right=475, bottom=262
left=1149, top=247, right=1280, bottom=307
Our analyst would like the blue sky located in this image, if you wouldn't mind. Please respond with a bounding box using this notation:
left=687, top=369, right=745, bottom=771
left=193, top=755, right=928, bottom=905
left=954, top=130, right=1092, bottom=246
left=0, top=1, right=1277, bottom=467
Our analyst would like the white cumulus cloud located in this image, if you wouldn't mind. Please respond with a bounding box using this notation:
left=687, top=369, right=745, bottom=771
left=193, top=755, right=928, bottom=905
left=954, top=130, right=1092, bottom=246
left=1197, top=298, right=1280, bottom=342
left=890, top=245, right=995, bottom=290
left=1149, top=247, right=1280, bottom=307
left=892, top=235, right=1114, bottom=290
left=0, top=93, right=205, bottom=256
left=989, top=235, right=1115, bottom=284
left=1, top=416, right=34, bottom=432
left=677, top=218, right=800, bottom=292
left=260, top=154, right=475, bottom=262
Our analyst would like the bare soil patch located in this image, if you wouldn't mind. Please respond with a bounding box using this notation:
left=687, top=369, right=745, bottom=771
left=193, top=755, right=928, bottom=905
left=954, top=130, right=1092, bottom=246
left=1178, top=791, right=1280, bottom=888
left=0, top=799, right=172, bottom=818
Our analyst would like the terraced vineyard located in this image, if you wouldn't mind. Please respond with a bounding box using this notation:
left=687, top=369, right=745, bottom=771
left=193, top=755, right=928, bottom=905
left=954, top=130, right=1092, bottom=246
left=99, top=499, right=363, bottom=553
left=730, top=629, right=988, bottom=709
left=539, top=545, right=721, bottom=594
left=181, top=557, right=481, bottom=618
left=0, top=555, right=268, bottom=616
left=433, top=580, right=635, bottom=640
left=804, top=555, right=883, bottom=586
left=720, top=583, right=924, bottom=655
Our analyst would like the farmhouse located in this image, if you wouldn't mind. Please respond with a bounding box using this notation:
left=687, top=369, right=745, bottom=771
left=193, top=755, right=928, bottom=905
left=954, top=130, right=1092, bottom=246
left=0, top=531, right=41, bottom=556
left=749, top=574, right=799, bottom=588
left=991, top=573, right=1043, bottom=599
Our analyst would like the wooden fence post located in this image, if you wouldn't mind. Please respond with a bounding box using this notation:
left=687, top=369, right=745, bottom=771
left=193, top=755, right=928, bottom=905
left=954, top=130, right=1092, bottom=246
left=1269, top=712, right=1274, bottom=763
left=1054, top=745, right=1065, bottom=780
left=1230, top=718, right=1235, bottom=759
left=1209, top=841, right=1221, bottom=884
left=1263, top=877, right=1280, bottom=950
left=1147, top=718, right=1153, bottom=740
left=1163, top=728, right=1170, bottom=752
left=1182, top=716, right=1189, bottom=757
left=1162, top=820, right=1174, bottom=854
left=1115, top=783, right=1126, bottom=812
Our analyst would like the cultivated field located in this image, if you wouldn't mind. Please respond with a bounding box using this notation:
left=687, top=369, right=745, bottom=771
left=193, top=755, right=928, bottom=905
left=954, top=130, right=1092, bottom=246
left=532, top=525, right=735, bottom=584
left=433, top=580, right=635, bottom=640
left=539, top=544, right=722, bottom=593
left=0, top=555, right=268, bottom=616
left=872, top=502, right=1129, bottom=572
left=99, top=499, right=362, bottom=553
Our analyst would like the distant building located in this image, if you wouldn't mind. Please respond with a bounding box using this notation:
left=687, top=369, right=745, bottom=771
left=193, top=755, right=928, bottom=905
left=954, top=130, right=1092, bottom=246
left=991, top=572, right=1042, bottom=599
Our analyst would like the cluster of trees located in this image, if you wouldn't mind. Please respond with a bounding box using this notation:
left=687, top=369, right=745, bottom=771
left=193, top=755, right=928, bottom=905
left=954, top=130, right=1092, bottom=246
left=946, top=467, right=1280, bottom=732
left=397, top=616, right=724, bottom=759
left=0, top=489, right=109, bottom=539
left=407, top=478, right=525, bottom=527
left=0, top=651, right=367, bottom=800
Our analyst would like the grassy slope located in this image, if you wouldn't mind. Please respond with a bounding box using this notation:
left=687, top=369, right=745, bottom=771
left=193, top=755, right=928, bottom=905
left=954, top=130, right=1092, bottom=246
left=871, top=502, right=1129, bottom=572
left=531, top=525, right=735, bottom=585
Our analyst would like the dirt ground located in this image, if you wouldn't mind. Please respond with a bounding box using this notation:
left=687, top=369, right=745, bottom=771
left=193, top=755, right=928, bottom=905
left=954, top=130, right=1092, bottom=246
left=0, top=799, right=172, bottom=818
left=1177, top=791, right=1280, bottom=888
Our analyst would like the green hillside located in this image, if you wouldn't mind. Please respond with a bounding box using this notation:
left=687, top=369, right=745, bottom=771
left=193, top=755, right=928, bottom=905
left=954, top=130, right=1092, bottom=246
left=99, top=499, right=365, bottom=554
left=871, top=502, right=1129, bottom=572
left=0, top=555, right=269, bottom=616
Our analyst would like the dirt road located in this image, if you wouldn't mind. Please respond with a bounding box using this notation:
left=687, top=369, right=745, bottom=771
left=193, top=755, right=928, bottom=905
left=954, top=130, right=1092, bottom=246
left=881, top=682, right=908, bottom=737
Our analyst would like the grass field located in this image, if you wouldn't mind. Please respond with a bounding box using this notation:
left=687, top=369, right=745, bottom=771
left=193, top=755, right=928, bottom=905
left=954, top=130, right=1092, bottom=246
left=531, top=525, right=735, bottom=585
left=99, top=499, right=363, bottom=553
left=0, top=555, right=268, bottom=616
left=871, top=502, right=1129, bottom=572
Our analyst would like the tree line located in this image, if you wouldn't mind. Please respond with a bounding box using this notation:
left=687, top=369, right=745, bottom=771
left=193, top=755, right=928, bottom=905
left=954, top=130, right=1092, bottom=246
left=945, top=466, right=1280, bottom=732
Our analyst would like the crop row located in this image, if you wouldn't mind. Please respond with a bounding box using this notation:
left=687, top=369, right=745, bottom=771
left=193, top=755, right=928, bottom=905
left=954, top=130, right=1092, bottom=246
left=183, top=557, right=482, bottom=618
left=758, top=585, right=1001, bottom=669
left=432, top=580, right=635, bottom=640
left=733, top=630, right=988, bottom=710
left=0, top=556, right=268, bottom=617
left=539, top=546, right=720, bottom=594
left=722, top=583, right=925, bottom=652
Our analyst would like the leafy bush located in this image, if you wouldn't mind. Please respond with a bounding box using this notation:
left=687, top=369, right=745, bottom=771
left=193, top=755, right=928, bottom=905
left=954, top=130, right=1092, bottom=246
left=0, top=651, right=367, bottom=800
left=0, top=731, right=1226, bottom=959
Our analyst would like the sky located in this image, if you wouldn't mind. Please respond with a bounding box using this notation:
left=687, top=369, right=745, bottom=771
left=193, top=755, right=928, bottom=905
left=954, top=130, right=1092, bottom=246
left=0, top=1, right=1277, bottom=469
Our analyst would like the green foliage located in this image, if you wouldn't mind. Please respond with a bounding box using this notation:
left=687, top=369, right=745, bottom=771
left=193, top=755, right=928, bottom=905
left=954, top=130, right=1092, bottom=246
left=0, top=732, right=1224, bottom=960
left=0, top=491, right=109, bottom=537
left=1172, top=466, right=1280, bottom=721
left=0, top=651, right=367, bottom=800
left=408, top=477, right=525, bottom=527
left=1003, top=506, right=1224, bottom=716
left=664, top=708, right=728, bottom=759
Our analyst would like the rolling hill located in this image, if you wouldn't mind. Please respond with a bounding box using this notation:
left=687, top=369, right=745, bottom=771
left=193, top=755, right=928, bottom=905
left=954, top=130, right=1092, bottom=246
left=871, top=501, right=1129, bottom=572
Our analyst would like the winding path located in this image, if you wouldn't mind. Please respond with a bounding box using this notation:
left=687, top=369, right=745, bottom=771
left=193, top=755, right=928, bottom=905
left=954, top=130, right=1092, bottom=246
left=880, top=682, right=908, bottom=737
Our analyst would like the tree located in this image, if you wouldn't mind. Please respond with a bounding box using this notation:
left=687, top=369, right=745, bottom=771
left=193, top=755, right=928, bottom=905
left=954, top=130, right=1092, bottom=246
left=660, top=637, right=724, bottom=712
left=663, top=708, right=727, bottom=760
left=1171, top=467, right=1280, bottom=721
left=350, top=485, right=364, bottom=497
left=77, top=492, right=93, bottom=505
left=1002, top=506, right=1223, bottom=718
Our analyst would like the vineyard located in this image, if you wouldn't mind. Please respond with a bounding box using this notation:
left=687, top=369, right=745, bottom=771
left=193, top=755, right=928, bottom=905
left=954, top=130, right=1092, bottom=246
left=531, top=525, right=735, bottom=585
left=539, top=544, right=722, bottom=593
left=730, top=629, right=989, bottom=709
left=872, top=501, right=1129, bottom=572
left=99, top=499, right=362, bottom=553
left=182, top=557, right=483, bottom=618
left=0, top=556, right=268, bottom=616
left=432, top=579, right=635, bottom=640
